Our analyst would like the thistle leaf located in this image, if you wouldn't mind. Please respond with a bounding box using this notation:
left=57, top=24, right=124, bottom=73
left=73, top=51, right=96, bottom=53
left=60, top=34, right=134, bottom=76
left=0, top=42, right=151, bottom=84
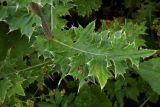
left=34, top=21, right=155, bottom=89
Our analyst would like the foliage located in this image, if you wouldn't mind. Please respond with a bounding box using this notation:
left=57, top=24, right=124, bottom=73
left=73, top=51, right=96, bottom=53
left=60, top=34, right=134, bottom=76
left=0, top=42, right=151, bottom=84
left=139, top=58, right=160, bottom=94
left=37, top=88, right=76, bottom=107
left=0, top=0, right=160, bottom=107
left=151, top=18, right=160, bottom=36
left=104, top=70, right=159, bottom=107
left=73, top=0, right=102, bottom=16
left=33, top=20, right=155, bottom=89
left=75, top=84, right=112, bottom=107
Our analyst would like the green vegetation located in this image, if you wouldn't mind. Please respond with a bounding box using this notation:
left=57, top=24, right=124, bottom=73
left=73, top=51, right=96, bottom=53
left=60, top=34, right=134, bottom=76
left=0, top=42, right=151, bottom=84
left=0, top=0, right=160, bottom=107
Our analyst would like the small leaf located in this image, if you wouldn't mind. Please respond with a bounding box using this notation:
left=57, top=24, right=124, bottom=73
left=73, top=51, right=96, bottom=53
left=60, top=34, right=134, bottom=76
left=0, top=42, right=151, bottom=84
left=0, top=78, right=12, bottom=103
left=15, top=81, right=25, bottom=96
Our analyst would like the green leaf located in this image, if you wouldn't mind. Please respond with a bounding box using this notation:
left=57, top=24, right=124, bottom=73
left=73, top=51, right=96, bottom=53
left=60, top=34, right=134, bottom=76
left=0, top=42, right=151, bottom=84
left=7, top=76, right=25, bottom=97
left=7, top=13, right=41, bottom=39
left=139, top=58, right=160, bottom=94
left=0, top=1, right=17, bottom=21
left=7, top=80, right=25, bottom=97
left=54, top=89, right=63, bottom=104
left=89, top=59, right=112, bottom=89
left=61, top=93, right=76, bottom=107
left=73, top=0, right=102, bottom=16
left=0, top=78, right=12, bottom=103
left=52, top=0, right=74, bottom=29
left=0, top=22, right=11, bottom=61
left=0, top=22, right=34, bottom=59
left=125, top=87, right=139, bottom=102
left=68, top=54, right=88, bottom=90
left=15, top=81, right=25, bottom=96
left=123, top=21, right=147, bottom=47
left=113, top=60, right=127, bottom=77
left=34, top=21, right=155, bottom=89
left=0, top=0, right=49, bottom=21
left=75, top=84, right=112, bottom=107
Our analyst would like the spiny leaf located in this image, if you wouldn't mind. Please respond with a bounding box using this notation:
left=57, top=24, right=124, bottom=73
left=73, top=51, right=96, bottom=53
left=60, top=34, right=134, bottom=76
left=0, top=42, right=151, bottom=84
left=113, top=60, right=127, bottom=77
left=7, top=12, right=41, bottom=38
left=0, top=22, right=34, bottom=59
left=88, top=59, right=112, bottom=89
left=52, top=0, right=74, bottom=29
left=34, top=21, right=155, bottom=89
left=0, top=0, right=47, bottom=39
left=122, top=21, right=147, bottom=47
left=68, top=54, right=88, bottom=90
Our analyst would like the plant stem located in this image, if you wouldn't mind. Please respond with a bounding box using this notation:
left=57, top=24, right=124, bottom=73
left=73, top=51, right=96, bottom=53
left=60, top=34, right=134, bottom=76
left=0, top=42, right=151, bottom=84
left=17, top=60, right=51, bottom=72
left=1, top=60, right=51, bottom=77
left=139, top=96, right=150, bottom=107
left=30, top=2, right=53, bottom=40
left=50, top=0, right=53, bottom=31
